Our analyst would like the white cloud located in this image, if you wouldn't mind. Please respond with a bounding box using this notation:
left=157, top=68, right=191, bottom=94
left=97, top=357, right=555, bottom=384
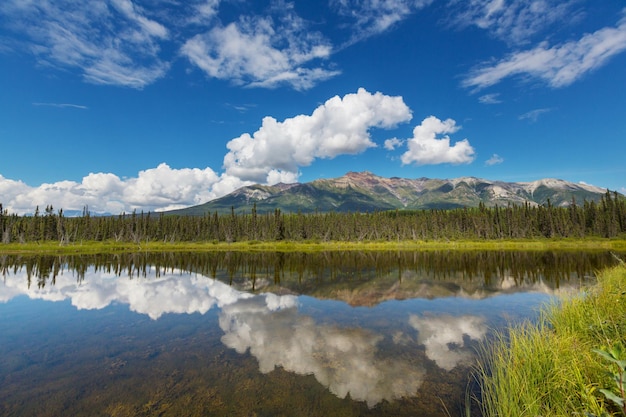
left=0, top=175, right=30, bottom=208
left=223, top=88, right=413, bottom=183
left=0, top=0, right=170, bottom=88
left=384, top=137, right=404, bottom=151
left=181, top=11, right=339, bottom=90
left=0, top=164, right=249, bottom=215
left=463, top=12, right=626, bottom=90
left=485, top=153, right=504, bottom=166
left=400, top=116, right=475, bottom=165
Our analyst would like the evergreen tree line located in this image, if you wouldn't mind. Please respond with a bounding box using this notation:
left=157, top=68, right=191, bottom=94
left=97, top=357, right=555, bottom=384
left=1, top=192, right=624, bottom=244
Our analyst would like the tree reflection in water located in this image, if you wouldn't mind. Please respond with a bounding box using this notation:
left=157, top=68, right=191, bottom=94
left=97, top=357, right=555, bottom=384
left=0, top=250, right=617, bottom=295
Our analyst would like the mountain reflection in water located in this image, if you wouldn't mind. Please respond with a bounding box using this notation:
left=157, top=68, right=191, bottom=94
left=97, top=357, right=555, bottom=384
left=0, top=251, right=621, bottom=416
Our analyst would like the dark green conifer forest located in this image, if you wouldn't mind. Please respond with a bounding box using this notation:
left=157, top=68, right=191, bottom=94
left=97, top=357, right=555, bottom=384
left=1, top=192, right=625, bottom=244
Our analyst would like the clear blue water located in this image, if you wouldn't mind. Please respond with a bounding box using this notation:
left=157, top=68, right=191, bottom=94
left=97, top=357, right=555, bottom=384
left=0, top=251, right=620, bottom=416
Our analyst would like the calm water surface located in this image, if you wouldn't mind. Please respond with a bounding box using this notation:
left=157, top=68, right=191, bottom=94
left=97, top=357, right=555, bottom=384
left=0, top=251, right=621, bottom=416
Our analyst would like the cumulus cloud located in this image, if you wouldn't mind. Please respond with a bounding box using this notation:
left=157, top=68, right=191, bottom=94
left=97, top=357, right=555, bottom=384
left=463, top=12, right=626, bottom=90
left=0, top=89, right=415, bottom=214
left=223, top=88, right=413, bottom=183
left=0, top=164, right=249, bottom=215
left=0, top=0, right=170, bottom=88
left=400, top=116, right=475, bottom=165
left=181, top=9, right=339, bottom=90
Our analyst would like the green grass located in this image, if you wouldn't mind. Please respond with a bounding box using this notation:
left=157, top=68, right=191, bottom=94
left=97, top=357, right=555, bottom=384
left=475, top=264, right=626, bottom=416
left=0, top=238, right=625, bottom=255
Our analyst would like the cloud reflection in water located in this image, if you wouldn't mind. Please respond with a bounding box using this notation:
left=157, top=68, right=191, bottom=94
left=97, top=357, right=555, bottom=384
left=0, top=266, right=492, bottom=406
left=409, top=314, right=487, bottom=371
left=219, top=294, right=425, bottom=406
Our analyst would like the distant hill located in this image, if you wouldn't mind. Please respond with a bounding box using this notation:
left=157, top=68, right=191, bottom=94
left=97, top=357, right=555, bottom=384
left=168, top=171, right=612, bottom=215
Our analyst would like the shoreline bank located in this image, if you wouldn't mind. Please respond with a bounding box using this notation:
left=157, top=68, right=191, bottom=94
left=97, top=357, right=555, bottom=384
left=1, top=238, right=625, bottom=255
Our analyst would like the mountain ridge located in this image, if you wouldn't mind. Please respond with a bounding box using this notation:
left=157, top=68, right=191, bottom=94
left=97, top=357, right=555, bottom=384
left=168, top=171, right=612, bottom=215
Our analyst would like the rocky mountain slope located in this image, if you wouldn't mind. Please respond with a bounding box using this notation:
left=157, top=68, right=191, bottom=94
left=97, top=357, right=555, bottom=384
left=169, top=171, right=610, bottom=215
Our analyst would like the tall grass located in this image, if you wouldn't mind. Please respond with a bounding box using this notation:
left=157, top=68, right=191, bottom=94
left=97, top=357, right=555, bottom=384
left=475, top=265, right=626, bottom=416
left=1, top=238, right=625, bottom=255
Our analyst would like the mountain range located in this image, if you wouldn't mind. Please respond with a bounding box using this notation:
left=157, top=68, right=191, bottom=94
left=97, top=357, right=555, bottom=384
left=169, top=171, right=611, bottom=215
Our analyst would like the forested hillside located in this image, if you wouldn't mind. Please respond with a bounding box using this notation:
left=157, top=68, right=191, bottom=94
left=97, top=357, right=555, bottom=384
left=1, top=192, right=624, bottom=244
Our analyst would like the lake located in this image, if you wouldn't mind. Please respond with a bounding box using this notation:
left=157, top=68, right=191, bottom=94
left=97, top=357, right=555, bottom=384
left=0, top=250, right=622, bottom=416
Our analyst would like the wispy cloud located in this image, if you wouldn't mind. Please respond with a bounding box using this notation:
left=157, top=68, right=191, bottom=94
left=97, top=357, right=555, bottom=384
left=332, top=0, right=433, bottom=45
left=1, top=0, right=436, bottom=91
left=33, top=102, right=88, bottom=110
left=194, top=0, right=221, bottom=23
left=478, top=93, right=501, bottom=104
left=0, top=0, right=170, bottom=88
left=225, top=102, right=257, bottom=113
left=463, top=12, right=626, bottom=90
left=519, top=108, right=552, bottom=123
left=450, top=0, right=581, bottom=46
left=485, top=153, right=504, bottom=166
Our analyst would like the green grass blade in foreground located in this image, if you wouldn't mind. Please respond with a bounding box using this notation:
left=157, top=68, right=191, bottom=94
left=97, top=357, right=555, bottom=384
left=475, top=265, right=626, bottom=417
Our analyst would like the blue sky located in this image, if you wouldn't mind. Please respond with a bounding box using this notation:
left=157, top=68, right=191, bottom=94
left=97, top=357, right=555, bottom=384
left=1, top=0, right=625, bottom=214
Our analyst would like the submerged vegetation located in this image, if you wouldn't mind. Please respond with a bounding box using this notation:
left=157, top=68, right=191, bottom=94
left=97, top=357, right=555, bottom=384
left=1, top=191, right=625, bottom=246
left=475, top=264, right=626, bottom=416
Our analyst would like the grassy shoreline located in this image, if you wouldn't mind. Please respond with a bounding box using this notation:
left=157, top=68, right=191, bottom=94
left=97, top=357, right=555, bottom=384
left=475, top=263, right=626, bottom=416
left=0, top=238, right=625, bottom=254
